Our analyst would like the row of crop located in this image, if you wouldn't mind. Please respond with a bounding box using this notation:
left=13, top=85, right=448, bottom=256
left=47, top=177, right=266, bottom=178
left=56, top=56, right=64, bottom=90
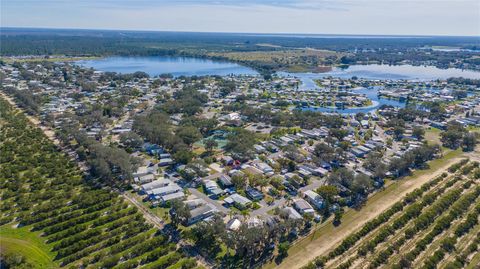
left=52, top=212, right=143, bottom=250
left=312, top=171, right=453, bottom=268
left=33, top=199, right=115, bottom=230
left=394, top=185, right=480, bottom=268
left=336, top=177, right=466, bottom=268
left=446, top=231, right=480, bottom=268
left=59, top=218, right=152, bottom=265
left=460, top=161, right=480, bottom=176
left=43, top=202, right=133, bottom=237
left=369, top=182, right=477, bottom=268
left=419, top=196, right=480, bottom=269
left=98, top=235, right=175, bottom=269
left=318, top=171, right=457, bottom=269
left=448, top=159, right=469, bottom=173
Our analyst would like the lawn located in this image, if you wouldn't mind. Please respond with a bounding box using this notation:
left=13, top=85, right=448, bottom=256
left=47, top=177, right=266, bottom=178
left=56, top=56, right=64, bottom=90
left=0, top=225, right=58, bottom=269
left=263, top=148, right=464, bottom=269
left=425, top=127, right=442, bottom=145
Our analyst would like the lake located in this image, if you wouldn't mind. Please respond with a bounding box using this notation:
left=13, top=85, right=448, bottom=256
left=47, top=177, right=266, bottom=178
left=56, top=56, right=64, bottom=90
left=77, top=56, right=480, bottom=114
left=278, top=64, right=480, bottom=114
left=78, top=56, right=480, bottom=81
left=76, top=56, right=258, bottom=77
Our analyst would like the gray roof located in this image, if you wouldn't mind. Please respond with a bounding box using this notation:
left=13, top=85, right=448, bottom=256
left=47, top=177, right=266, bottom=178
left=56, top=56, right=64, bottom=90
left=225, top=193, right=251, bottom=205
left=161, top=192, right=185, bottom=202
left=148, top=184, right=182, bottom=196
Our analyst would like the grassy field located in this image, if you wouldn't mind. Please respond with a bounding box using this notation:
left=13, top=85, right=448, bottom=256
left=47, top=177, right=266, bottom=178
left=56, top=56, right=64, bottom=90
left=0, top=225, right=58, bottom=269
left=263, top=148, right=465, bottom=269
left=425, top=127, right=442, bottom=145
left=207, top=49, right=342, bottom=73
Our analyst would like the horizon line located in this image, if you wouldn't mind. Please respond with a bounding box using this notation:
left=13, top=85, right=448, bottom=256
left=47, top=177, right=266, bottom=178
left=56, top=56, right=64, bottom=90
left=2, top=26, right=479, bottom=39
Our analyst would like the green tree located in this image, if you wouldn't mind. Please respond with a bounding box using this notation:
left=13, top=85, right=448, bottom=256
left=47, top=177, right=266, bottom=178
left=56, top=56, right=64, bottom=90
left=204, top=138, right=218, bottom=153
left=412, top=126, right=425, bottom=140
left=119, top=132, right=143, bottom=150
left=170, top=200, right=191, bottom=227
left=462, top=132, right=477, bottom=152
left=278, top=242, right=291, bottom=257
left=177, top=126, right=202, bottom=146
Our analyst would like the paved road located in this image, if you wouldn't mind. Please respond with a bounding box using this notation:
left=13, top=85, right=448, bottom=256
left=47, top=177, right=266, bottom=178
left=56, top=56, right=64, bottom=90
left=299, top=177, right=326, bottom=192
left=251, top=197, right=287, bottom=217
left=188, top=187, right=229, bottom=213
left=201, top=173, right=222, bottom=181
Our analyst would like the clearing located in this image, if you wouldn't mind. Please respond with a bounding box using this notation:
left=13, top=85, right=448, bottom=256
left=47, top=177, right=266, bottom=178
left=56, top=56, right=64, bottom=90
left=0, top=225, right=58, bottom=269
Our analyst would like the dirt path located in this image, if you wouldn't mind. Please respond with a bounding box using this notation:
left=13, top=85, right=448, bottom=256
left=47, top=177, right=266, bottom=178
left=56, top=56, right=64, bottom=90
left=265, top=152, right=465, bottom=269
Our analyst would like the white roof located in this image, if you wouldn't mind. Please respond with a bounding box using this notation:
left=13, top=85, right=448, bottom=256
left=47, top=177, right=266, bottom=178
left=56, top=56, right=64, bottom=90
left=227, top=218, right=242, bottom=230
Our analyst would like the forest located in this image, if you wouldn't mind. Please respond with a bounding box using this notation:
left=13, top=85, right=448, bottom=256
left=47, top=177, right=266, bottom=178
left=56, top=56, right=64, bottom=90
left=2, top=28, right=479, bottom=75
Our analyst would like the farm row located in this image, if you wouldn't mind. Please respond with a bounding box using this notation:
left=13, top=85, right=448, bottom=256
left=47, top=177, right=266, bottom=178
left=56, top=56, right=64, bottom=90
left=302, top=158, right=480, bottom=269
left=0, top=98, right=197, bottom=269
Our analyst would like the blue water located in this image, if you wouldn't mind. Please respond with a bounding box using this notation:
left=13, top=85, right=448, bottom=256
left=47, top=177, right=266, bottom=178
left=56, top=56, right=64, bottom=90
left=299, top=87, right=405, bottom=114
left=279, top=64, right=480, bottom=114
left=279, top=64, right=480, bottom=84
left=77, top=56, right=258, bottom=77
left=77, top=56, right=480, bottom=114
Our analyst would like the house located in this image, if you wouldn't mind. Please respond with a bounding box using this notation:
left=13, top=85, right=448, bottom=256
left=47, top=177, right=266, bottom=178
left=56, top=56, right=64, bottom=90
left=226, top=218, right=242, bottom=231
left=283, top=206, right=303, bottom=220
left=140, top=179, right=172, bottom=194
left=143, top=143, right=164, bottom=156
left=218, top=174, right=233, bottom=188
left=224, top=193, right=252, bottom=209
left=254, top=144, right=267, bottom=153
left=312, top=167, right=328, bottom=177
left=242, top=165, right=264, bottom=176
left=186, top=204, right=217, bottom=226
left=303, top=190, right=325, bottom=210
left=351, top=148, right=366, bottom=158
left=255, top=162, right=274, bottom=176
left=298, top=169, right=312, bottom=178
left=246, top=187, right=264, bottom=201
left=293, top=198, right=315, bottom=215
left=430, top=121, right=447, bottom=130
left=159, top=158, right=174, bottom=166
left=148, top=184, right=182, bottom=200
left=160, top=192, right=185, bottom=204
left=135, top=174, right=155, bottom=184
left=222, top=156, right=234, bottom=165
left=184, top=198, right=205, bottom=210
left=204, top=180, right=224, bottom=198
left=133, top=166, right=150, bottom=178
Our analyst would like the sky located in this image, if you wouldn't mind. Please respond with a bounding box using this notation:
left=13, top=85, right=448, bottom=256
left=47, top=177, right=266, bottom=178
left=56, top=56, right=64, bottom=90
left=2, top=0, right=479, bottom=36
